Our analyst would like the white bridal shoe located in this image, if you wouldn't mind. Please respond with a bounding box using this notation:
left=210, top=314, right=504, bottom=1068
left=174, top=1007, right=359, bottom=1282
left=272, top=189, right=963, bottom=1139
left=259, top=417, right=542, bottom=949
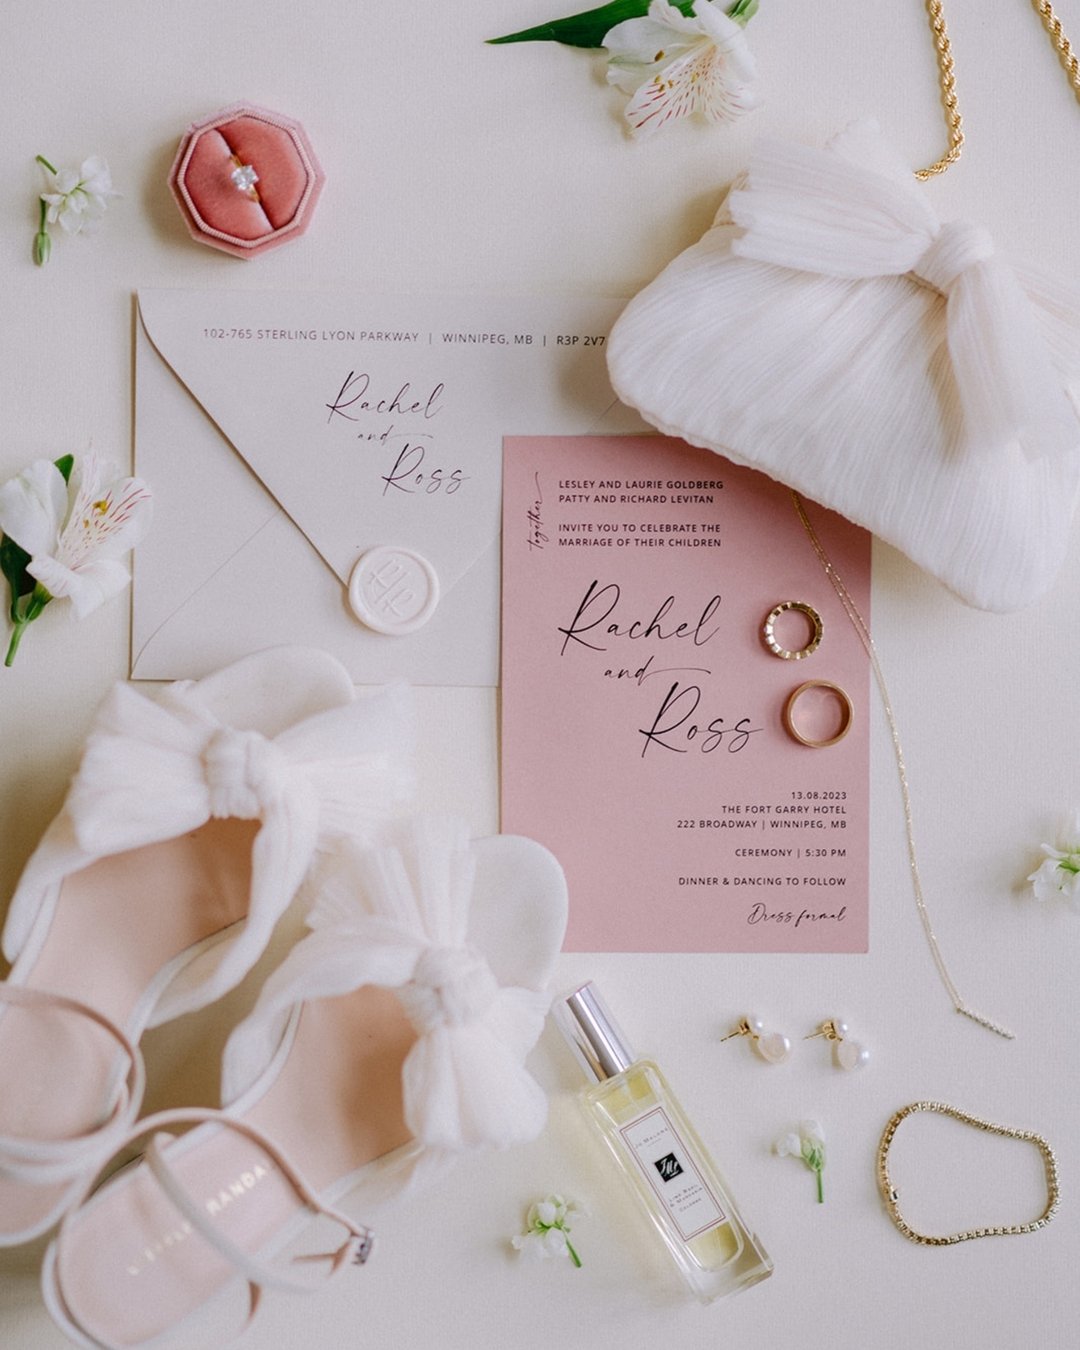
left=0, top=647, right=413, bottom=1246
left=41, top=816, right=567, bottom=1349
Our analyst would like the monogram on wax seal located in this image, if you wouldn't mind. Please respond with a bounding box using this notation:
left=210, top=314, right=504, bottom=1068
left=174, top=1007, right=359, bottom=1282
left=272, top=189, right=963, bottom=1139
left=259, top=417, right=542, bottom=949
left=348, top=545, right=440, bottom=635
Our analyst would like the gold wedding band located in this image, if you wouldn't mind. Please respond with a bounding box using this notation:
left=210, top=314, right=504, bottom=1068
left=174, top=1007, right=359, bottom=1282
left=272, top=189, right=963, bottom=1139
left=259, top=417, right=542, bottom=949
left=782, top=680, right=853, bottom=748
left=762, top=601, right=823, bottom=660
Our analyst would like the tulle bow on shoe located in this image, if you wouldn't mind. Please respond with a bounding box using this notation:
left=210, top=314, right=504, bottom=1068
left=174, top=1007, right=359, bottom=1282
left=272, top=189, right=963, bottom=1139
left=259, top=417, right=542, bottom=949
left=223, top=816, right=568, bottom=1155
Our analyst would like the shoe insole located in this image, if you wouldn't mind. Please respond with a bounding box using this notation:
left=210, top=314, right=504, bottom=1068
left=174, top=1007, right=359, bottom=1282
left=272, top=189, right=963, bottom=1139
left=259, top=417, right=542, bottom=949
left=0, top=817, right=256, bottom=1239
left=48, top=985, right=416, bottom=1346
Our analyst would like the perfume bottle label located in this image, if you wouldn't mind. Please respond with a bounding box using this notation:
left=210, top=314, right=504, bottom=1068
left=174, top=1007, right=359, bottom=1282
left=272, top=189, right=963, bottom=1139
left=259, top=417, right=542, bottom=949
left=620, top=1106, right=727, bottom=1241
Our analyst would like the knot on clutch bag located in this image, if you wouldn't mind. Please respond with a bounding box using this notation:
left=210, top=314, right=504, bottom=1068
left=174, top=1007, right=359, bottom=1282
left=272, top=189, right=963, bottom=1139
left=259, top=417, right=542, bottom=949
left=914, top=220, right=995, bottom=295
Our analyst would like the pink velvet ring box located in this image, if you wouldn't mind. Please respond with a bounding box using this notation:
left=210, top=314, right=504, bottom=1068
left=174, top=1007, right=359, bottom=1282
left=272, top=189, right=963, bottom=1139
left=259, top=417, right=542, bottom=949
left=168, top=103, right=325, bottom=258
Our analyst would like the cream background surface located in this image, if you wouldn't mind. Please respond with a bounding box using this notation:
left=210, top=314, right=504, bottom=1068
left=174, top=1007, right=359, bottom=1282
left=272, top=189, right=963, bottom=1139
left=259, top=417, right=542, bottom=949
left=1, top=3, right=1078, bottom=1346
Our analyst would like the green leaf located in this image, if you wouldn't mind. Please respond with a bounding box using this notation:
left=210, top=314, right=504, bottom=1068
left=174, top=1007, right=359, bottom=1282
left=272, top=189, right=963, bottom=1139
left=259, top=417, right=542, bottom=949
left=488, top=0, right=696, bottom=47
left=488, top=0, right=757, bottom=47
left=54, top=453, right=74, bottom=483
left=0, top=533, right=33, bottom=623
left=728, top=0, right=758, bottom=22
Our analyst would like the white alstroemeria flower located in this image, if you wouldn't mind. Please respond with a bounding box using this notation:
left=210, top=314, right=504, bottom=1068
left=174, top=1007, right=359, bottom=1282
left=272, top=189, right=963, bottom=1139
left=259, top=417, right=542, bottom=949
left=774, top=1119, right=826, bottom=1202
left=603, top=0, right=759, bottom=139
left=3, top=455, right=153, bottom=615
left=0, top=455, right=152, bottom=664
left=40, top=156, right=119, bottom=235
left=1028, top=811, right=1080, bottom=904
left=510, top=1193, right=586, bottom=1266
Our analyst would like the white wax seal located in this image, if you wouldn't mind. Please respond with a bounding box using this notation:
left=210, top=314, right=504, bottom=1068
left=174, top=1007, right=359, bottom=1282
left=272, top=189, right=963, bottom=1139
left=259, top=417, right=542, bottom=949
left=348, top=545, right=440, bottom=635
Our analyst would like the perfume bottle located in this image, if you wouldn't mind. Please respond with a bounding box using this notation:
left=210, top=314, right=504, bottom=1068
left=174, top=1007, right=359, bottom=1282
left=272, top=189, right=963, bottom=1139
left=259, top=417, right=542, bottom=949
left=557, top=982, right=773, bottom=1303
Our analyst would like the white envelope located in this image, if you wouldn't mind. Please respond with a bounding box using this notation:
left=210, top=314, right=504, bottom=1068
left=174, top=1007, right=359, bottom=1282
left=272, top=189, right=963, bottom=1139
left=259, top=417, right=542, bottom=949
left=133, top=289, right=643, bottom=685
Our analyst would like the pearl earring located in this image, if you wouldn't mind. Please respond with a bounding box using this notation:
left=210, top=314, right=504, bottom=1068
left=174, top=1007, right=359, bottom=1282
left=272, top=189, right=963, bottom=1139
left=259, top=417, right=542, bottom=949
left=805, top=1018, right=869, bottom=1070
left=720, top=1016, right=792, bottom=1065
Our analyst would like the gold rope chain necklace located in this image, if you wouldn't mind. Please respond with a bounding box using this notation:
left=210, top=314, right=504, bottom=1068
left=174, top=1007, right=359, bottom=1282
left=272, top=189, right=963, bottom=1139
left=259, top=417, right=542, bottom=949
left=917, top=0, right=1080, bottom=179
left=784, top=3, right=1080, bottom=1037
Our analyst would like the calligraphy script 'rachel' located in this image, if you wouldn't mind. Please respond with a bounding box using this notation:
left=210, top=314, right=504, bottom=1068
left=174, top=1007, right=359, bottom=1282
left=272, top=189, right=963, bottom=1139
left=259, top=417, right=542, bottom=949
left=557, top=581, right=722, bottom=657
left=325, top=371, right=444, bottom=423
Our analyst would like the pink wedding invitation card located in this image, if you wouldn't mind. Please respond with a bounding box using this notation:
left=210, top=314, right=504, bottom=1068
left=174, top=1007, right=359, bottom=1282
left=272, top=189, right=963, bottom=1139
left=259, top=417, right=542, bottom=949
left=501, top=435, right=872, bottom=952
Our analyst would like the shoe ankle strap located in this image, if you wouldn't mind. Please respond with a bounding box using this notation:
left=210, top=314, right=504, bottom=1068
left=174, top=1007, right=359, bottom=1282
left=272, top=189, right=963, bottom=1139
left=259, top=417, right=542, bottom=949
left=0, top=984, right=145, bottom=1187
left=141, top=1109, right=373, bottom=1293
left=46, top=1107, right=374, bottom=1350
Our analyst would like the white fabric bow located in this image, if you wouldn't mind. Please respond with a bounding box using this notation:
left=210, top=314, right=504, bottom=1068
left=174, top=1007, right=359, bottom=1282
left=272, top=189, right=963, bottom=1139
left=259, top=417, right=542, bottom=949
left=728, top=132, right=1080, bottom=460
left=44, top=679, right=412, bottom=1018
left=223, top=816, right=567, bottom=1154
left=68, top=684, right=316, bottom=852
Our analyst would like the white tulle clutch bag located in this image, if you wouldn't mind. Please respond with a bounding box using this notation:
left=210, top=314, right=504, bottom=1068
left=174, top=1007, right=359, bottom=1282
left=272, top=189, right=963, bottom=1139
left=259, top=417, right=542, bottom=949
left=607, top=120, right=1080, bottom=611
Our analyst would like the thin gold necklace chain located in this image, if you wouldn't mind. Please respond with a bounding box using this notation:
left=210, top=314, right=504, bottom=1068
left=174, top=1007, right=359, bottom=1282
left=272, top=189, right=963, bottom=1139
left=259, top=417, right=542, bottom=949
left=916, top=1, right=1080, bottom=179
left=877, top=1102, right=1059, bottom=1244
left=790, top=493, right=1015, bottom=1040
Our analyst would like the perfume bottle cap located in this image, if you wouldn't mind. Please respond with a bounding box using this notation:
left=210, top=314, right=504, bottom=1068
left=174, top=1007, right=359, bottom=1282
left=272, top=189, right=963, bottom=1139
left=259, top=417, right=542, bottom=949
left=558, top=981, right=637, bottom=1082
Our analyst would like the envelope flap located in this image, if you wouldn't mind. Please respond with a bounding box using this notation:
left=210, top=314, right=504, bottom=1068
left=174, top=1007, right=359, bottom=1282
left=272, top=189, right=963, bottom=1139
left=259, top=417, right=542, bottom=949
left=138, top=289, right=635, bottom=595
